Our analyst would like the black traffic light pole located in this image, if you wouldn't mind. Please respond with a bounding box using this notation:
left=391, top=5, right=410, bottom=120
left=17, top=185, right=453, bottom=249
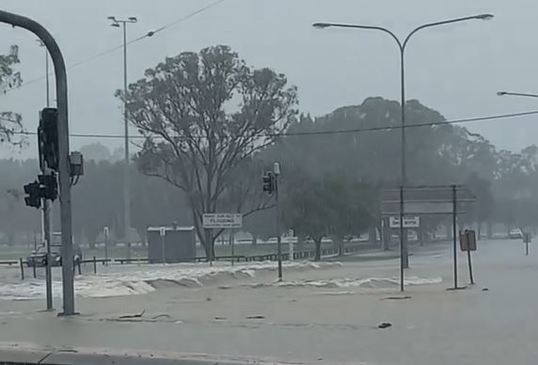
left=0, top=10, right=75, bottom=315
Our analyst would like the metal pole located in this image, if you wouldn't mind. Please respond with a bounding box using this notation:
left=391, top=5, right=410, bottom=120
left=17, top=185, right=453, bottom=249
left=43, top=196, right=53, bottom=310
left=0, top=10, right=76, bottom=315
left=231, top=229, right=235, bottom=267
left=104, top=227, right=109, bottom=265
left=399, top=185, right=404, bottom=292
left=399, top=47, right=409, bottom=270
left=42, top=46, right=53, bottom=310
left=467, top=247, right=474, bottom=285
left=452, top=185, right=458, bottom=289
left=122, top=22, right=132, bottom=259
left=45, top=47, right=50, bottom=107
left=161, top=232, right=165, bottom=264
left=276, top=174, right=282, bottom=281
left=19, top=258, right=24, bottom=280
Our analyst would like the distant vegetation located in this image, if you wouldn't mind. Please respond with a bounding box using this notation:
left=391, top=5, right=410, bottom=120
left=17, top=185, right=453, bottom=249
left=2, top=45, right=537, bottom=259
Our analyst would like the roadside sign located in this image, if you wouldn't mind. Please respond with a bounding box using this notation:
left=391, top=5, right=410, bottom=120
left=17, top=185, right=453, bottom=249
left=459, top=230, right=477, bottom=251
left=389, top=216, right=420, bottom=228
left=159, top=227, right=166, bottom=237
left=203, top=213, right=243, bottom=229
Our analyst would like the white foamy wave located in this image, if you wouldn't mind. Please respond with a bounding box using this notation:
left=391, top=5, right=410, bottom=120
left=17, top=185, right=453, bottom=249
left=253, top=275, right=442, bottom=289
left=0, top=260, right=339, bottom=300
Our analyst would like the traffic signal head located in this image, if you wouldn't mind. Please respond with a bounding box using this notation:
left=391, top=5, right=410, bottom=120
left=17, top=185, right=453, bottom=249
left=262, top=172, right=275, bottom=195
left=23, top=181, right=41, bottom=209
left=38, top=108, right=59, bottom=172
left=38, top=174, right=58, bottom=201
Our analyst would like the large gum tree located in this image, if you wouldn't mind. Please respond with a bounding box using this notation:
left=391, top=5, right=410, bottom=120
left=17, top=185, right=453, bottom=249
left=122, top=45, right=297, bottom=258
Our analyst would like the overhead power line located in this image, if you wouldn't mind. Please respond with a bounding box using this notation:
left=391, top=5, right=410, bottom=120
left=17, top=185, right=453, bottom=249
left=4, top=0, right=226, bottom=93
left=14, top=109, right=538, bottom=140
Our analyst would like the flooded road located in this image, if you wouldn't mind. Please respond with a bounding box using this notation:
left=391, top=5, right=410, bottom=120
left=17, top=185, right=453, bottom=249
left=0, top=239, right=536, bottom=364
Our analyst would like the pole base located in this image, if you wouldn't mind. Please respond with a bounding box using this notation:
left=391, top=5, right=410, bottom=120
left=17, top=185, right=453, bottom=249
left=58, top=312, right=80, bottom=317
left=446, top=286, right=468, bottom=291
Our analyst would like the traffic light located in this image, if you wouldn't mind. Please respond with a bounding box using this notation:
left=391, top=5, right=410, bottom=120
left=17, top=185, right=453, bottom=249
left=38, top=107, right=59, bottom=172
left=38, top=174, right=58, bottom=201
left=262, top=172, right=275, bottom=195
left=23, top=181, right=41, bottom=209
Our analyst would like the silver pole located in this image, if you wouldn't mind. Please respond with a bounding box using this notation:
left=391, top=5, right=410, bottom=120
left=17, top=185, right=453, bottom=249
left=122, top=22, right=132, bottom=259
left=43, top=195, right=53, bottom=310
left=0, top=10, right=76, bottom=315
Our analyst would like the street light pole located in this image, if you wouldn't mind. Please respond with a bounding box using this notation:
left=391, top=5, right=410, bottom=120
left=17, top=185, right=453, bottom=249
left=108, top=16, right=137, bottom=258
left=37, top=39, right=53, bottom=310
left=313, top=13, right=493, bottom=276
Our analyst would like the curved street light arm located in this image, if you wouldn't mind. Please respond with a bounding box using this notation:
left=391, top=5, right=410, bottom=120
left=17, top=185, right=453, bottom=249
left=497, top=91, right=538, bottom=99
left=313, top=22, right=403, bottom=50
left=402, top=14, right=493, bottom=50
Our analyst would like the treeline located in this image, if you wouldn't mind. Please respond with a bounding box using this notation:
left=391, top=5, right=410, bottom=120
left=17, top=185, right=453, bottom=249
left=0, top=157, right=192, bottom=246
left=3, top=45, right=538, bottom=254
left=2, top=97, right=537, bottom=248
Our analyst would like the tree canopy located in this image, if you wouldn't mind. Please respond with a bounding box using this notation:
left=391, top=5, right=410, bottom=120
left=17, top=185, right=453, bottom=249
left=122, top=45, right=298, bottom=256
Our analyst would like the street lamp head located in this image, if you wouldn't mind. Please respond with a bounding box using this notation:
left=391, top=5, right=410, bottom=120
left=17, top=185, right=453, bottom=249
left=475, top=14, right=494, bottom=21
left=110, top=22, right=120, bottom=28
left=312, top=22, right=332, bottom=29
left=128, top=17, right=138, bottom=23
left=497, top=91, right=507, bottom=96
left=107, top=16, right=116, bottom=21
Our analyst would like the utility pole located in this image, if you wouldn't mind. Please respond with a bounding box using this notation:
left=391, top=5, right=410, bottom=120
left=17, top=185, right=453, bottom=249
left=0, top=10, right=75, bottom=315
left=274, top=162, right=282, bottom=281
left=38, top=39, right=53, bottom=311
left=108, top=16, right=137, bottom=258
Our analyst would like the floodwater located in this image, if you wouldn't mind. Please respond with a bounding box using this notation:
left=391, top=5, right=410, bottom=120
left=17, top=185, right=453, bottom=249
left=0, top=239, right=536, bottom=364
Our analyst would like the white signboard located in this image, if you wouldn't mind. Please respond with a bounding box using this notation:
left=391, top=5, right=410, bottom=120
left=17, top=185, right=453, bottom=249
left=389, top=216, right=420, bottom=228
left=203, top=213, right=243, bottom=229
left=159, top=227, right=166, bottom=237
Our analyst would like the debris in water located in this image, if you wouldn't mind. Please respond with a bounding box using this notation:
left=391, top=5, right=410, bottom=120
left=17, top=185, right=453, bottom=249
left=383, top=296, right=412, bottom=300
left=378, top=322, right=392, bottom=329
left=119, top=310, right=145, bottom=319
left=206, top=297, right=212, bottom=301
left=151, top=313, right=171, bottom=320
left=246, top=315, right=265, bottom=319
left=214, top=316, right=227, bottom=320
left=482, top=288, right=489, bottom=291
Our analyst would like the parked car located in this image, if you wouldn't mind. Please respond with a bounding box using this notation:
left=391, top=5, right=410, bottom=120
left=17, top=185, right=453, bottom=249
left=26, top=245, right=82, bottom=267
left=509, top=228, right=523, bottom=239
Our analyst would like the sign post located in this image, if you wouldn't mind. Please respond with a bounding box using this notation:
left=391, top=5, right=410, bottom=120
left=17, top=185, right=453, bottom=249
left=382, top=185, right=475, bottom=292
left=159, top=227, right=166, bottom=264
left=230, top=228, right=235, bottom=267
left=459, top=229, right=477, bottom=285
left=524, top=232, right=531, bottom=256
left=203, top=213, right=243, bottom=266
left=104, top=226, right=109, bottom=265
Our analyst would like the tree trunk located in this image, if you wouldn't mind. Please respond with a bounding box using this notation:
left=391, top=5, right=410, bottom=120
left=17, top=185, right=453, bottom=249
left=314, top=238, right=322, bottom=261
left=487, top=220, right=493, bottom=239
left=382, top=218, right=391, bottom=251
left=251, top=234, right=258, bottom=246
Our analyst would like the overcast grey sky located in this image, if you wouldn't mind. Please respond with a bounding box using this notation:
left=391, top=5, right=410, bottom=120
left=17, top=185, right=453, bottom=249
left=1, top=0, right=537, bottom=159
